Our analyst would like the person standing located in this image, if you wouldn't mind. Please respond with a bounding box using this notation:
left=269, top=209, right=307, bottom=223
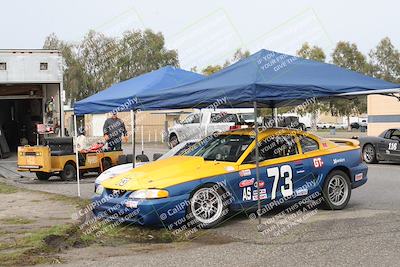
left=103, top=112, right=128, bottom=151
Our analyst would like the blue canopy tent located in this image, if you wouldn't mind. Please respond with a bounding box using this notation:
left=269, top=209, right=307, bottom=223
left=72, top=66, right=203, bottom=196
left=74, top=66, right=203, bottom=115
left=134, top=49, right=399, bottom=110
left=131, top=49, right=399, bottom=225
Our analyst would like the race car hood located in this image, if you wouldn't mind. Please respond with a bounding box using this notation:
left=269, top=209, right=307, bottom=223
left=101, top=156, right=238, bottom=191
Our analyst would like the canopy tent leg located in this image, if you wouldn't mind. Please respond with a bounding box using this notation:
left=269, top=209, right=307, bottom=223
left=273, top=107, right=278, bottom=127
left=131, top=110, right=136, bottom=168
left=253, top=101, right=262, bottom=228
left=73, top=115, right=81, bottom=197
left=141, top=125, right=144, bottom=155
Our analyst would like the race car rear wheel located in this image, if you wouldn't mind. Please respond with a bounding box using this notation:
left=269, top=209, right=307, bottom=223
left=188, top=184, right=229, bottom=229
left=60, top=163, right=77, bottom=181
left=322, top=170, right=351, bottom=210
left=363, top=144, right=378, bottom=163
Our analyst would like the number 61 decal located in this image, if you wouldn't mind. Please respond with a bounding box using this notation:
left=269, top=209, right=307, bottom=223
left=267, top=165, right=293, bottom=200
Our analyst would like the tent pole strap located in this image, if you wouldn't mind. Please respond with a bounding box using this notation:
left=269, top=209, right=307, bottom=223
left=253, top=101, right=262, bottom=228
left=132, top=111, right=136, bottom=168
left=73, top=115, right=81, bottom=197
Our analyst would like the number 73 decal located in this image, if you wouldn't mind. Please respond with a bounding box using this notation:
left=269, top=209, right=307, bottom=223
left=242, top=165, right=294, bottom=201
left=267, top=165, right=293, bottom=200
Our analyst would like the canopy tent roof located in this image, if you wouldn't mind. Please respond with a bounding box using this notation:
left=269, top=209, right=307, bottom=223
left=74, top=66, right=204, bottom=115
left=134, top=49, right=399, bottom=110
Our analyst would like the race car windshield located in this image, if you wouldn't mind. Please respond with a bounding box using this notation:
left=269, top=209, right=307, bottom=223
left=188, top=135, right=255, bottom=162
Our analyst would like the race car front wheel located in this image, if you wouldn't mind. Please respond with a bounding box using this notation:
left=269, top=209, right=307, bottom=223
left=322, top=170, right=351, bottom=210
left=363, top=144, right=378, bottom=163
left=188, top=184, right=230, bottom=229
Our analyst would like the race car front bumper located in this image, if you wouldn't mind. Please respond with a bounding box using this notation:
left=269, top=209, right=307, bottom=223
left=91, top=190, right=190, bottom=227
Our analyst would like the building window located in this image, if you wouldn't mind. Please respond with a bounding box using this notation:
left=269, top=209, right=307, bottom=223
left=40, top=62, right=48, bottom=70
left=0, top=62, right=6, bottom=70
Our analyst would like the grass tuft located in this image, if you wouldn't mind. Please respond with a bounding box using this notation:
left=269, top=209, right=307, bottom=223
left=0, top=182, right=19, bottom=194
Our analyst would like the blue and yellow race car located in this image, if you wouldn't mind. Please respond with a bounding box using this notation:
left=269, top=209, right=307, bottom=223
left=92, top=128, right=367, bottom=229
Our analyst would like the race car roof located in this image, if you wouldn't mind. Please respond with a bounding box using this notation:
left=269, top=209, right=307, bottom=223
left=74, top=66, right=204, bottom=115
left=223, top=127, right=316, bottom=138
left=133, top=49, right=399, bottom=110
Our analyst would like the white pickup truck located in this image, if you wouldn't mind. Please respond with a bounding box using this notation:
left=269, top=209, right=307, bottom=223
left=168, top=109, right=248, bottom=147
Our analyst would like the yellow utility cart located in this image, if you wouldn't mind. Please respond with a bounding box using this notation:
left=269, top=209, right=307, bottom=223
left=17, top=137, right=122, bottom=181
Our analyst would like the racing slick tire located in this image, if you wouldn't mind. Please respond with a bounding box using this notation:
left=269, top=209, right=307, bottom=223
left=187, top=184, right=230, bottom=229
left=36, top=172, right=51, bottom=181
left=321, top=170, right=351, bottom=210
left=362, top=144, right=378, bottom=164
left=169, top=134, right=179, bottom=148
left=60, top=163, right=77, bottom=181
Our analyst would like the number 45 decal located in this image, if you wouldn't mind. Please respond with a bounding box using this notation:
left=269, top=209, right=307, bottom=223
left=267, top=165, right=293, bottom=200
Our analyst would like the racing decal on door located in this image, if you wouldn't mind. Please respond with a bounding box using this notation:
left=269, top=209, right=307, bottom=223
left=252, top=188, right=267, bottom=200
left=239, top=178, right=254, bottom=188
left=242, top=185, right=267, bottom=201
left=239, top=169, right=252, bottom=177
left=388, top=142, right=398, bottom=151
left=313, top=157, right=324, bottom=168
left=254, top=180, right=265, bottom=188
left=242, top=186, right=252, bottom=201
left=268, top=165, right=293, bottom=200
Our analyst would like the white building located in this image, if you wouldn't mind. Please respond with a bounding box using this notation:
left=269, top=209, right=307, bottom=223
left=0, top=49, right=64, bottom=152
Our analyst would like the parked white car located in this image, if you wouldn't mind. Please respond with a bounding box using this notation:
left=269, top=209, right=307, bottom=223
left=168, top=109, right=247, bottom=147
left=94, top=140, right=199, bottom=192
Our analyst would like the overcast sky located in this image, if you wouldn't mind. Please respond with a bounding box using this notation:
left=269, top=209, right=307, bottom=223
left=2, top=0, right=399, bottom=69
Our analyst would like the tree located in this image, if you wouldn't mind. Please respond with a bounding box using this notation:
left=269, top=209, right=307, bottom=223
left=369, top=37, right=400, bottom=83
left=232, top=48, right=250, bottom=62
left=331, top=41, right=369, bottom=130
left=78, top=30, right=119, bottom=99
left=297, top=42, right=326, bottom=62
left=116, top=29, right=179, bottom=81
left=43, top=29, right=180, bottom=102
left=201, top=48, right=250, bottom=76
left=296, top=43, right=328, bottom=130
left=43, top=33, right=86, bottom=102
left=202, top=65, right=222, bottom=76
left=332, top=41, right=369, bottom=73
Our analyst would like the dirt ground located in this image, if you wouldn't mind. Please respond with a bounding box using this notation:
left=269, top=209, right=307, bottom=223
left=0, top=182, right=209, bottom=266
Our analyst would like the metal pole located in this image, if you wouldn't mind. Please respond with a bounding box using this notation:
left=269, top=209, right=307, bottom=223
left=253, top=101, right=262, bottom=227
left=273, top=107, right=278, bottom=127
left=73, top=115, right=81, bottom=197
left=131, top=110, right=136, bottom=168
left=59, top=83, right=65, bottom=137
left=141, top=125, right=144, bottom=155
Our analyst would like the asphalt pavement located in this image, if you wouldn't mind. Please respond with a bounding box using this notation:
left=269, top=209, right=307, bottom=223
left=52, top=163, right=400, bottom=267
